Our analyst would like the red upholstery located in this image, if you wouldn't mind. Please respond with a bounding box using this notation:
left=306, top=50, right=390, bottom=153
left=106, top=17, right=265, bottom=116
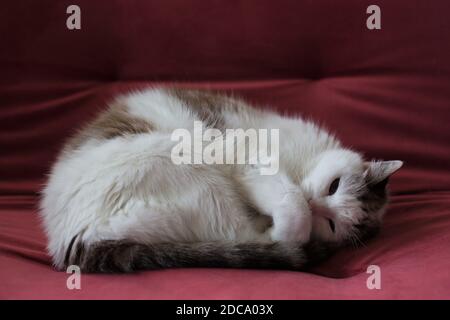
left=1, top=1, right=450, bottom=299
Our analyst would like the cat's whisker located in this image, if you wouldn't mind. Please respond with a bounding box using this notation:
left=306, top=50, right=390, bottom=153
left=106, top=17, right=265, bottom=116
left=351, top=230, right=366, bottom=248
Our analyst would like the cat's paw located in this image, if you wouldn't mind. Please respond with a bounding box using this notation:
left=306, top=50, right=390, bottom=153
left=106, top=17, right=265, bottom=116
left=270, top=190, right=312, bottom=243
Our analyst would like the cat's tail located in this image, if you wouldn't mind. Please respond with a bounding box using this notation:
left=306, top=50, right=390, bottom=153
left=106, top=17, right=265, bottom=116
left=65, top=239, right=336, bottom=273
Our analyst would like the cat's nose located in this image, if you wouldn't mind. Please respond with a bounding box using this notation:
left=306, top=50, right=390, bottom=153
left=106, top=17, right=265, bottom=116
left=310, top=200, right=335, bottom=220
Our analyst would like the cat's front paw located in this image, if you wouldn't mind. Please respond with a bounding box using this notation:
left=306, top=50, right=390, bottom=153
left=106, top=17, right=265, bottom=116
left=270, top=191, right=312, bottom=243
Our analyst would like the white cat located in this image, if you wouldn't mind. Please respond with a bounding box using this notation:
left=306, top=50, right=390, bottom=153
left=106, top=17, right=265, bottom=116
left=40, top=88, right=402, bottom=272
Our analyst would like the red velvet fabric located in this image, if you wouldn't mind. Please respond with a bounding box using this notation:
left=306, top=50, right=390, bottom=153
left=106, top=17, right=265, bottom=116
left=1, top=1, right=450, bottom=299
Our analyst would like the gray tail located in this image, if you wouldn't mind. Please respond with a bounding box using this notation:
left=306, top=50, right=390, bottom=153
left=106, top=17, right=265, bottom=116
left=66, top=239, right=335, bottom=273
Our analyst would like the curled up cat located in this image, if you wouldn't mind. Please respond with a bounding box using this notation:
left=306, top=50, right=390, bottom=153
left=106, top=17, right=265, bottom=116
left=40, top=88, right=403, bottom=273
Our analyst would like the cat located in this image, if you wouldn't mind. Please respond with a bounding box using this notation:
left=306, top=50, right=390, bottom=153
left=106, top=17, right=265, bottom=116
left=40, top=88, right=403, bottom=273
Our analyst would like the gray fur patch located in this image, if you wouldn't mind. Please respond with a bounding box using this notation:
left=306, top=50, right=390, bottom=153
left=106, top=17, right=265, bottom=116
left=62, top=101, right=154, bottom=155
left=67, top=240, right=336, bottom=273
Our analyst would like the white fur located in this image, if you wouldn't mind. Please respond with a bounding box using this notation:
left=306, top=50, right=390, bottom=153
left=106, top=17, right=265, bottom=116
left=40, top=88, right=389, bottom=269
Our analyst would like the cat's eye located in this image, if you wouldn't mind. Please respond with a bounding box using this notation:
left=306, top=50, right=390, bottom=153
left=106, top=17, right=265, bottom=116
left=328, top=219, right=335, bottom=233
left=328, top=178, right=340, bottom=195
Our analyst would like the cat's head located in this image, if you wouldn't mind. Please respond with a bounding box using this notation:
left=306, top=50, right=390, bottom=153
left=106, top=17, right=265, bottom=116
left=302, top=149, right=403, bottom=246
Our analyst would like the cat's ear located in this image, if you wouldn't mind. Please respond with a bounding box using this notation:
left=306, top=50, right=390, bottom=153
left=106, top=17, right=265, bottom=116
left=364, top=160, right=403, bottom=194
left=364, top=160, right=403, bottom=182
